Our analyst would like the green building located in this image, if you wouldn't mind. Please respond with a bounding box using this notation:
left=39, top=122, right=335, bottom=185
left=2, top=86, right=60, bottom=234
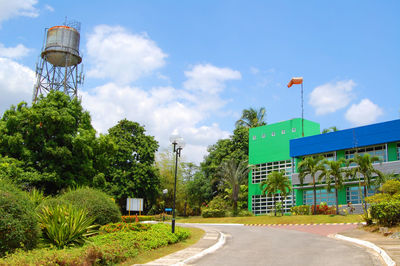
left=248, top=118, right=400, bottom=215
left=248, top=118, right=320, bottom=214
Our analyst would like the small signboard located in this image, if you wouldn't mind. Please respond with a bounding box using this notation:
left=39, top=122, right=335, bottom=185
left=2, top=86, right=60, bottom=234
left=126, top=198, right=143, bottom=211
left=165, top=208, right=172, bottom=212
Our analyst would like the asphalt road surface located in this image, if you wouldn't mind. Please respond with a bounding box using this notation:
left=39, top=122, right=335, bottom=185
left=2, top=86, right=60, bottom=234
left=191, top=225, right=383, bottom=266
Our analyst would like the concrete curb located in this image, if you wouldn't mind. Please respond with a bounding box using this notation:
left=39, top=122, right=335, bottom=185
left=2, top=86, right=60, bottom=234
left=245, top=222, right=364, bottom=226
left=177, top=223, right=244, bottom=226
left=173, top=231, right=226, bottom=266
left=331, top=234, right=395, bottom=266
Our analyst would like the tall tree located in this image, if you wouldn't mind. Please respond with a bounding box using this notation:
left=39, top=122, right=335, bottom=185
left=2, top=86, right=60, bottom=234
left=104, top=119, right=160, bottom=211
left=260, top=171, right=291, bottom=216
left=348, top=153, right=385, bottom=212
left=0, top=92, right=97, bottom=194
left=321, top=126, right=338, bottom=134
left=235, top=107, right=267, bottom=128
left=218, top=159, right=249, bottom=216
left=318, top=159, right=347, bottom=214
left=298, top=156, right=325, bottom=214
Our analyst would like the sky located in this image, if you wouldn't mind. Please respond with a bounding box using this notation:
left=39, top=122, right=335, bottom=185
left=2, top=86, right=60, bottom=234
left=0, top=0, right=399, bottom=164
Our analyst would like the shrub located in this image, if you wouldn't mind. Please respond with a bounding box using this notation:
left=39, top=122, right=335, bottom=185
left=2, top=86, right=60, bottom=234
left=60, top=187, right=122, bottom=225
left=27, top=188, right=47, bottom=207
left=0, top=180, right=40, bottom=256
left=121, top=214, right=171, bottom=223
left=100, top=222, right=151, bottom=233
left=370, top=200, right=400, bottom=227
left=37, top=204, right=98, bottom=248
left=291, top=205, right=311, bottom=215
left=201, top=196, right=227, bottom=218
left=380, top=180, right=400, bottom=195
left=238, top=210, right=254, bottom=217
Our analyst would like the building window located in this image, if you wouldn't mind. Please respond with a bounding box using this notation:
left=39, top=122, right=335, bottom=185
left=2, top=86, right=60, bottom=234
left=262, top=133, right=266, bottom=138
left=271, top=132, right=275, bottom=137
left=252, top=194, right=295, bottom=215
left=292, top=128, right=296, bottom=132
left=281, top=130, right=286, bottom=134
left=305, top=152, right=335, bottom=161
left=345, top=144, right=387, bottom=163
left=303, top=189, right=336, bottom=206
left=346, top=186, right=377, bottom=204
left=397, top=143, right=400, bottom=160
left=252, top=135, right=256, bottom=140
left=252, top=160, right=292, bottom=184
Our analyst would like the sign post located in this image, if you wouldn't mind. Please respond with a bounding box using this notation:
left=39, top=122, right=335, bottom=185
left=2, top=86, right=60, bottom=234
left=126, top=198, right=143, bottom=216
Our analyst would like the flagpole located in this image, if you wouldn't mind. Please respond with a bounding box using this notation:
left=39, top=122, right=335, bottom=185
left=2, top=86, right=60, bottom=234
left=301, top=82, right=304, bottom=137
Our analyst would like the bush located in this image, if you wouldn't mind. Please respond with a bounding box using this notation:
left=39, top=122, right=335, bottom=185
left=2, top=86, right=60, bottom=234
left=121, top=214, right=172, bottom=223
left=0, top=180, right=40, bottom=256
left=0, top=224, right=191, bottom=265
left=100, top=222, right=151, bottom=233
left=237, top=210, right=254, bottom=217
left=380, top=180, right=400, bottom=195
left=370, top=200, right=400, bottom=227
left=291, top=205, right=311, bottom=215
left=201, top=196, right=227, bottom=218
left=37, top=204, right=98, bottom=248
left=60, top=188, right=122, bottom=225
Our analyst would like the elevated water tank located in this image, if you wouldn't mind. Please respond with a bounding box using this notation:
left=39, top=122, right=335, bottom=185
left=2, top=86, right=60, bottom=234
left=41, top=26, right=82, bottom=67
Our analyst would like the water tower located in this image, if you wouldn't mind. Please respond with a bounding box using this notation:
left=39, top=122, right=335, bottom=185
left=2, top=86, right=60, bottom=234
left=33, top=20, right=84, bottom=102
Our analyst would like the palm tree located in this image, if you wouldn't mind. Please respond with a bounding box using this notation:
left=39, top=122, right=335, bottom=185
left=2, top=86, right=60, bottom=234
left=259, top=171, right=291, bottom=216
left=218, top=159, right=250, bottom=216
left=348, top=153, right=385, bottom=212
left=318, top=159, right=346, bottom=215
left=235, top=107, right=267, bottom=128
left=297, top=156, right=325, bottom=215
left=321, top=126, right=338, bottom=134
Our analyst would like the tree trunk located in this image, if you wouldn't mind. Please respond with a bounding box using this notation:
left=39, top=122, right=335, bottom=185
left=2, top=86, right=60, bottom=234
left=233, top=200, right=238, bottom=216
left=313, top=175, right=317, bottom=215
left=274, top=196, right=277, bottom=216
left=281, top=195, right=284, bottom=216
left=363, top=185, right=368, bottom=212
left=184, top=201, right=187, bottom=217
left=335, top=188, right=339, bottom=215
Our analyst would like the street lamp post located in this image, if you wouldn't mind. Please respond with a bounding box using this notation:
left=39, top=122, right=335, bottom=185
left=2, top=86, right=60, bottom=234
left=169, top=135, right=185, bottom=233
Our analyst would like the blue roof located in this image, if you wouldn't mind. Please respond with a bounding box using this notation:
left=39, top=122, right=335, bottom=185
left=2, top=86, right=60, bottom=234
left=290, top=119, right=400, bottom=157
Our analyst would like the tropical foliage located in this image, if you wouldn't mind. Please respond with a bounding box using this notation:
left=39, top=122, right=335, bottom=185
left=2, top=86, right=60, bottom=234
left=235, top=107, right=267, bottom=128
left=260, top=171, right=291, bottom=216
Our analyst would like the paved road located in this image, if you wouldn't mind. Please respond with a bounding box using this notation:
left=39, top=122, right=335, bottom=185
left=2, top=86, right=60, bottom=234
left=192, top=225, right=383, bottom=266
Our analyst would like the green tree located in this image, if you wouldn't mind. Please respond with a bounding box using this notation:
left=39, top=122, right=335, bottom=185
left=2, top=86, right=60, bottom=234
left=298, top=156, right=325, bottom=214
left=321, top=126, right=338, bottom=134
left=104, top=119, right=160, bottom=211
left=201, top=126, right=249, bottom=195
left=0, top=92, right=97, bottom=194
left=218, top=159, right=249, bottom=216
left=260, top=171, right=291, bottom=216
left=318, top=159, right=347, bottom=214
left=235, top=107, right=267, bottom=128
left=186, top=171, right=213, bottom=214
left=348, top=153, right=385, bottom=212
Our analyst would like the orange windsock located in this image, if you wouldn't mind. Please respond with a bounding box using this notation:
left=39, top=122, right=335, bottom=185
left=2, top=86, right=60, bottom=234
left=287, top=77, right=303, bottom=88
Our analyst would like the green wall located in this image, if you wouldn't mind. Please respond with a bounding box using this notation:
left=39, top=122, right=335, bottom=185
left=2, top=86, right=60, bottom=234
left=388, top=142, right=398, bottom=161
left=248, top=118, right=320, bottom=211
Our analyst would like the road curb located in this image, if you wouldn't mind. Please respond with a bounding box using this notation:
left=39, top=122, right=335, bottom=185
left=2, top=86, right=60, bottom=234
left=331, top=234, right=395, bottom=266
left=244, top=222, right=363, bottom=226
left=173, top=231, right=227, bottom=266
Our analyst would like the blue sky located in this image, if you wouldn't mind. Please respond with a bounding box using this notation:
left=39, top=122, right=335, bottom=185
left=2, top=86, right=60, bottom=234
left=0, top=0, right=399, bottom=163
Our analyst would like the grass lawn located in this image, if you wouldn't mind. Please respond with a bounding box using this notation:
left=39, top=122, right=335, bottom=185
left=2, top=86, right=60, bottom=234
left=120, top=227, right=205, bottom=265
left=177, top=214, right=363, bottom=224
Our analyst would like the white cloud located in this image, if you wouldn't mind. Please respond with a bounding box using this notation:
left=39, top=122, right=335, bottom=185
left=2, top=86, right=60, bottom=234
left=345, top=98, right=383, bottom=126
left=86, top=25, right=167, bottom=84
left=0, top=0, right=39, bottom=26
left=183, top=64, right=241, bottom=94
left=309, top=80, right=356, bottom=115
left=250, top=67, right=259, bottom=75
left=0, top=57, right=35, bottom=113
left=0, top=43, right=31, bottom=59
left=44, top=4, right=54, bottom=12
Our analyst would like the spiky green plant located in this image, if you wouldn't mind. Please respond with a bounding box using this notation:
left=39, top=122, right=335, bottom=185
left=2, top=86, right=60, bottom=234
left=37, top=204, right=98, bottom=248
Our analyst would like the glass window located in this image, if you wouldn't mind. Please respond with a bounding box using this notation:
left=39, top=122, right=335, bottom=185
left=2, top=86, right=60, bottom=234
left=397, top=143, right=400, bottom=160
left=262, top=133, right=266, bottom=138
left=281, top=130, right=286, bottom=134
left=292, top=128, right=296, bottom=132
left=252, top=194, right=295, bottom=215
left=252, top=160, right=292, bottom=184
left=271, top=132, right=275, bottom=136
left=346, top=186, right=377, bottom=204
left=303, top=189, right=336, bottom=206
left=304, top=152, right=335, bottom=161
left=345, top=145, right=387, bottom=163
left=252, top=135, right=256, bottom=140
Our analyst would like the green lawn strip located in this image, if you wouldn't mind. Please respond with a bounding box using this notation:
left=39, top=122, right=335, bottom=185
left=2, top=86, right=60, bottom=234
left=177, top=214, right=363, bottom=224
left=120, top=227, right=205, bottom=265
